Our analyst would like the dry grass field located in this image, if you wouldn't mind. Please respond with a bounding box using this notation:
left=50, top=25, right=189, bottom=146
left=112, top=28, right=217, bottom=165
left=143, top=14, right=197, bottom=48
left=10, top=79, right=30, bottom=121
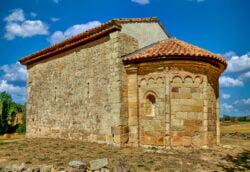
left=0, top=122, right=249, bottom=171
left=221, top=122, right=250, bottom=134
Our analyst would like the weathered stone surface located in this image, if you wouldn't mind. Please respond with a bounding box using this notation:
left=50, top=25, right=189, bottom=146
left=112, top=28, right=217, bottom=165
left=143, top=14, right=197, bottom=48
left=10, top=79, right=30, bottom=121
left=1, top=163, right=27, bottom=172
left=65, top=167, right=85, bottom=172
left=26, top=32, right=138, bottom=146
left=40, top=165, right=53, bottom=172
left=89, top=158, right=108, bottom=170
left=222, top=145, right=233, bottom=149
left=24, top=167, right=40, bottom=172
left=172, top=136, right=192, bottom=146
left=100, top=168, right=109, bottom=172
left=23, top=18, right=223, bottom=149
left=68, top=161, right=87, bottom=169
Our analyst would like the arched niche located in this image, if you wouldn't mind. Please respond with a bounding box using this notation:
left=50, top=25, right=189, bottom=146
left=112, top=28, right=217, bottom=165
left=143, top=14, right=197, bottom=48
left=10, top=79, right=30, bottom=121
left=184, top=76, right=193, bottom=83
left=172, top=76, right=183, bottom=83
left=143, top=92, right=157, bottom=116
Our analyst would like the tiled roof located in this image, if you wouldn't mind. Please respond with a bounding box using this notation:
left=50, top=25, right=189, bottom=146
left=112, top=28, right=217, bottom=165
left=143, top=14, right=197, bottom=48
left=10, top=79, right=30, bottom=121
left=123, top=38, right=227, bottom=67
left=19, top=17, right=165, bottom=65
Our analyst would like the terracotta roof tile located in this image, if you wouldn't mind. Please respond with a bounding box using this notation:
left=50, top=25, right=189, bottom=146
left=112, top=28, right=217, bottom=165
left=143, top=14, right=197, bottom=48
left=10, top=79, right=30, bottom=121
left=19, top=17, right=165, bottom=65
left=123, top=38, right=227, bottom=67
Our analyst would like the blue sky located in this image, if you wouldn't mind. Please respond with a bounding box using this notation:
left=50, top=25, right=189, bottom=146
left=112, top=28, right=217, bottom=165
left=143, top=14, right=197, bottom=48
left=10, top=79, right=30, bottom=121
left=0, top=0, right=249, bottom=116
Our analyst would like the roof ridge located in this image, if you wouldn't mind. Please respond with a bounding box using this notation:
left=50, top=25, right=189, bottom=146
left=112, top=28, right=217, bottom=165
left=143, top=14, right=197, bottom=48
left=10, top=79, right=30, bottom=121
left=121, top=41, right=160, bottom=58
left=162, top=38, right=223, bottom=58
left=112, top=17, right=159, bottom=23
left=20, top=17, right=167, bottom=65
left=123, top=38, right=227, bottom=68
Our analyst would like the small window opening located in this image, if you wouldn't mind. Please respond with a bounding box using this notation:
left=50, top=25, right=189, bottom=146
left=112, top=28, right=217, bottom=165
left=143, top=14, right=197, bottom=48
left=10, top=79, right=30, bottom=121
left=145, top=94, right=156, bottom=116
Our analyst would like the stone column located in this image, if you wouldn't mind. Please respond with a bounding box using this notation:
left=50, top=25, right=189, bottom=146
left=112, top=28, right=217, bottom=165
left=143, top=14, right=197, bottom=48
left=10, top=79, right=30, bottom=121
left=165, top=69, right=171, bottom=147
left=203, top=76, right=208, bottom=147
left=126, top=65, right=139, bottom=147
left=216, top=97, right=220, bottom=145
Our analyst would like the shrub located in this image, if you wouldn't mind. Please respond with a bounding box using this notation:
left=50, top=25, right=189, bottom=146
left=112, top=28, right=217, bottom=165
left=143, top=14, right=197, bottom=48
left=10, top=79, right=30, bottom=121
left=15, top=124, right=26, bottom=133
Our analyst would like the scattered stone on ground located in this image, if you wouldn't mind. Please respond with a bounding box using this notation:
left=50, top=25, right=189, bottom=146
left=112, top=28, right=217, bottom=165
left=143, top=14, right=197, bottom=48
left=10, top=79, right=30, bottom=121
left=0, top=158, right=110, bottom=172
left=0, top=135, right=249, bottom=172
left=88, top=158, right=108, bottom=170
left=68, top=161, right=86, bottom=169
left=222, top=145, right=233, bottom=149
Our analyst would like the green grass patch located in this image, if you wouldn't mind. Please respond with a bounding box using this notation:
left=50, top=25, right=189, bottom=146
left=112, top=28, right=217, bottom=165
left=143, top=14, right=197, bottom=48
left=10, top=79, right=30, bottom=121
left=137, top=164, right=145, bottom=168
left=57, top=162, right=64, bottom=166
left=147, top=160, right=155, bottom=164
left=10, top=158, right=18, bottom=161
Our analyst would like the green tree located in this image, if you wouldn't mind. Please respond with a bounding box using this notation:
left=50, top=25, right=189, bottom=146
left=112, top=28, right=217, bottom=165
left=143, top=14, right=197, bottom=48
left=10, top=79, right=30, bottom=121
left=0, top=91, right=12, bottom=134
left=223, top=115, right=231, bottom=121
left=0, top=91, right=12, bottom=102
left=238, top=116, right=247, bottom=122
left=0, top=91, right=26, bottom=134
left=16, top=103, right=26, bottom=133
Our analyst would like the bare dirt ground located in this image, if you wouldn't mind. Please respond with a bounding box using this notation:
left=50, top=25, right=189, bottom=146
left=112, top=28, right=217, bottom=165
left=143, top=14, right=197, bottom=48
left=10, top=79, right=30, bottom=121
left=0, top=123, right=249, bottom=171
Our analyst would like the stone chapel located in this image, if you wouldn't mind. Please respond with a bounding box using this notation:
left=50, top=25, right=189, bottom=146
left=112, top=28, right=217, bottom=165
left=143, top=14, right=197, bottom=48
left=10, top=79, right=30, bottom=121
left=19, top=17, right=227, bottom=148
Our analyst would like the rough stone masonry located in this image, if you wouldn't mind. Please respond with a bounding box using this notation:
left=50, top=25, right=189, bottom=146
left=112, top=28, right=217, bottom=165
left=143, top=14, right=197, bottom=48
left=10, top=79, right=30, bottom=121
left=19, top=17, right=227, bottom=148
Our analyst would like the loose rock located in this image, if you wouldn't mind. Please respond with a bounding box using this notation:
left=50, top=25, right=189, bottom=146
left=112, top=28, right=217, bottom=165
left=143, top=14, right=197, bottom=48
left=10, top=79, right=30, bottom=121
left=89, top=158, right=108, bottom=170
left=24, top=167, right=40, bottom=172
left=40, top=165, right=53, bottom=172
left=143, top=149, right=155, bottom=153
left=222, top=145, right=233, bottom=149
left=65, top=167, right=85, bottom=172
left=100, top=168, right=109, bottom=172
left=69, top=161, right=87, bottom=169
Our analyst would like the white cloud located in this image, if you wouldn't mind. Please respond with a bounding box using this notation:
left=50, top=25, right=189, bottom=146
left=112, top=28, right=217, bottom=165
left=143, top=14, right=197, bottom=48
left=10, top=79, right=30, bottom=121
left=5, top=20, right=49, bottom=40
left=219, top=76, right=244, bottom=87
left=239, top=71, right=250, bottom=81
left=222, top=93, right=231, bottom=99
left=219, top=51, right=236, bottom=60
left=48, top=21, right=101, bottom=45
left=4, top=8, right=49, bottom=40
left=0, top=80, right=26, bottom=104
left=234, top=98, right=250, bottom=105
left=0, top=62, right=26, bottom=104
left=30, top=12, right=37, bottom=17
left=226, top=53, right=250, bottom=74
left=221, top=103, right=238, bottom=113
left=219, top=52, right=250, bottom=87
left=131, top=0, right=150, bottom=5
left=53, top=0, right=60, bottom=3
left=51, top=17, right=60, bottom=22
left=0, top=62, right=26, bottom=81
left=4, top=9, right=25, bottom=22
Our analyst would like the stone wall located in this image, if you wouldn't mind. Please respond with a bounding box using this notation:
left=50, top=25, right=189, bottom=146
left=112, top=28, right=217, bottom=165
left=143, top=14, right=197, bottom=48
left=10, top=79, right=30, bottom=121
left=26, top=32, right=138, bottom=146
left=138, top=67, right=166, bottom=147
left=124, top=60, right=221, bottom=148
left=170, top=71, right=205, bottom=147
left=206, top=71, right=220, bottom=146
left=120, top=22, right=168, bottom=48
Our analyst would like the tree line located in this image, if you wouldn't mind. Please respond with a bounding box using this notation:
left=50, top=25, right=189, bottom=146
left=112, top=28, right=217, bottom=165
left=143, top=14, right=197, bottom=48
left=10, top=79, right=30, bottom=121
left=221, top=115, right=250, bottom=122
left=0, top=91, right=26, bottom=135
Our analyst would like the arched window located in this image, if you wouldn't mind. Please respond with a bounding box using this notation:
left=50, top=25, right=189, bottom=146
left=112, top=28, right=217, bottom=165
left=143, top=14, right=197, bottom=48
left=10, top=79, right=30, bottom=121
left=145, top=94, right=156, bottom=116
